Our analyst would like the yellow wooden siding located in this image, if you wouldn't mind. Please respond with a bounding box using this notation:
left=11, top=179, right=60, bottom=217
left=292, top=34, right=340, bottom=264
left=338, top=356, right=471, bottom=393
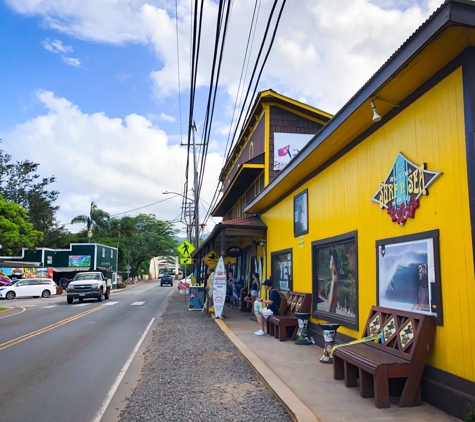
left=261, top=67, right=475, bottom=381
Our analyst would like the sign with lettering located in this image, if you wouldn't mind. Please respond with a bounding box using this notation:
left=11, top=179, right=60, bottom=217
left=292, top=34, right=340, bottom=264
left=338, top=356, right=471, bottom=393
left=372, top=153, right=442, bottom=225
left=212, top=256, right=227, bottom=318
left=226, top=246, right=242, bottom=257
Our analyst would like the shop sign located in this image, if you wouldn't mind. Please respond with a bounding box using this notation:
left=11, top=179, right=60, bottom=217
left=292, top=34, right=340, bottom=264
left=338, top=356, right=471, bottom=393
left=226, top=246, right=242, bottom=257
left=372, top=153, right=442, bottom=225
left=212, top=256, right=227, bottom=318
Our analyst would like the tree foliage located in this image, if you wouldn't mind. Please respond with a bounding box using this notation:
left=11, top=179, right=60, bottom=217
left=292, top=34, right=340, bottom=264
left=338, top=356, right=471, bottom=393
left=0, top=149, right=64, bottom=247
left=0, top=195, right=43, bottom=254
left=117, top=214, right=178, bottom=277
left=71, top=201, right=110, bottom=242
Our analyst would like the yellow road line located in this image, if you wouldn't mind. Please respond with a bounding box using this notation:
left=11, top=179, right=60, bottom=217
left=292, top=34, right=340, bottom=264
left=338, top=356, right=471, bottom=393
left=0, top=304, right=107, bottom=351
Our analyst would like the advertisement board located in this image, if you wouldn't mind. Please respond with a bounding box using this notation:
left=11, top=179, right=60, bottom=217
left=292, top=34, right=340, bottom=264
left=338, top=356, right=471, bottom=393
left=212, top=256, right=227, bottom=318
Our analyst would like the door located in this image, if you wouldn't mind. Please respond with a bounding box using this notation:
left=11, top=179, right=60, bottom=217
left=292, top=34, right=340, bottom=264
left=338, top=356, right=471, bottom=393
left=28, top=280, right=43, bottom=296
left=13, top=280, right=31, bottom=297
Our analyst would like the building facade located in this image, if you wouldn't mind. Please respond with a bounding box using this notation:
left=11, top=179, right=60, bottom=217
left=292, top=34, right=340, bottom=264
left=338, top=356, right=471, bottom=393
left=245, top=1, right=475, bottom=418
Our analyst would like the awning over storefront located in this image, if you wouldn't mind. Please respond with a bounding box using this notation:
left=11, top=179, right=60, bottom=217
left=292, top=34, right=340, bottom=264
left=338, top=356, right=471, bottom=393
left=0, top=261, right=43, bottom=267
left=53, top=267, right=90, bottom=272
left=193, top=215, right=267, bottom=258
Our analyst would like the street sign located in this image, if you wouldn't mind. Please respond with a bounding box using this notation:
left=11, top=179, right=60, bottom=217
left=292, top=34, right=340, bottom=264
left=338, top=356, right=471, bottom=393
left=203, top=250, right=219, bottom=269
left=177, top=240, right=195, bottom=257
left=180, top=257, right=192, bottom=265
left=125, top=264, right=131, bottom=271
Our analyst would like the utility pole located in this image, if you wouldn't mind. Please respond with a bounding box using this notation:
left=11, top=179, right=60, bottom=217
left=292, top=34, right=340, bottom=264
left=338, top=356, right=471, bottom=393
left=192, top=121, right=200, bottom=252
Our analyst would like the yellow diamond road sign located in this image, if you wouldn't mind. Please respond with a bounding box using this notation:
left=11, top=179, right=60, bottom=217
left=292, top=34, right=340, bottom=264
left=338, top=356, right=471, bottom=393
left=203, top=250, right=219, bottom=269
left=177, top=240, right=195, bottom=257
left=180, top=257, right=192, bottom=265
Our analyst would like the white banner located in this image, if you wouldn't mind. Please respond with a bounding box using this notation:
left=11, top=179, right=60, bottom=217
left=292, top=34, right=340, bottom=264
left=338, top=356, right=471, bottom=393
left=213, top=256, right=226, bottom=318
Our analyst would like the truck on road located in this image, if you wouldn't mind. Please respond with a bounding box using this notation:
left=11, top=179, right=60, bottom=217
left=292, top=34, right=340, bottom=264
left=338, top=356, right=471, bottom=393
left=66, top=272, right=111, bottom=304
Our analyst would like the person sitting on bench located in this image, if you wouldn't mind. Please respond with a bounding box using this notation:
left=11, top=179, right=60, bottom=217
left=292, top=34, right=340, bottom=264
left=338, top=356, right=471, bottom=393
left=254, top=278, right=281, bottom=336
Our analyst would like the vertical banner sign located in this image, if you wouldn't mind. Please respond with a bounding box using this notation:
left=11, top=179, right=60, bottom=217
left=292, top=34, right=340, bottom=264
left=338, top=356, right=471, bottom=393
left=213, top=256, right=227, bottom=319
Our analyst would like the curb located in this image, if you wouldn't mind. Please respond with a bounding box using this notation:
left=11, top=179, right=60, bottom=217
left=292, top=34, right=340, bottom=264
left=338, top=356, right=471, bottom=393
left=214, top=317, right=319, bottom=422
left=0, top=306, right=25, bottom=319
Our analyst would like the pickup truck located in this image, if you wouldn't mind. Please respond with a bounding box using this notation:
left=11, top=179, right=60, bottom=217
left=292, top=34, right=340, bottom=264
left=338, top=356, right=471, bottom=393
left=66, top=272, right=111, bottom=304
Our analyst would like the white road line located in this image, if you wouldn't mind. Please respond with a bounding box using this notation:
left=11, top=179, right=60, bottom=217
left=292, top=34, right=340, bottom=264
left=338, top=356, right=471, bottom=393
left=131, top=301, right=145, bottom=306
left=0, top=307, right=26, bottom=319
left=92, top=317, right=155, bottom=422
left=41, top=305, right=58, bottom=308
left=103, top=302, right=118, bottom=306
left=73, top=303, right=92, bottom=307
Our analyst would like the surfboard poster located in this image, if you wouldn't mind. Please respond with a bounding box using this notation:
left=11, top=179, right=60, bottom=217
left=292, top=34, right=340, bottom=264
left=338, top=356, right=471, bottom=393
left=213, top=256, right=226, bottom=318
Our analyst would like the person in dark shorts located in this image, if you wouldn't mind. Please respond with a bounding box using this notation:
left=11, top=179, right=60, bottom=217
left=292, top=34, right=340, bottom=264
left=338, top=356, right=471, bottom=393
left=244, top=272, right=260, bottom=316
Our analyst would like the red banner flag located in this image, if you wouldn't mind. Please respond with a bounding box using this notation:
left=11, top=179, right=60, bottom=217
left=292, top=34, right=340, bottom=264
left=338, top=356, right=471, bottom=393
left=278, top=145, right=290, bottom=157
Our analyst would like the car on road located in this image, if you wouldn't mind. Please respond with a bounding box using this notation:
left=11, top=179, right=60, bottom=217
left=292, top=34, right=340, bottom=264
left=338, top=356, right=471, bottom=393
left=0, top=278, right=57, bottom=300
left=66, top=272, right=111, bottom=304
left=160, top=274, right=174, bottom=286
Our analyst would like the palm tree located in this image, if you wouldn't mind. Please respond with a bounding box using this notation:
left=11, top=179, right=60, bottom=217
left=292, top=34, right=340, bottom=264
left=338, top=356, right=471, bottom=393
left=109, top=216, right=136, bottom=247
left=71, top=201, right=110, bottom=242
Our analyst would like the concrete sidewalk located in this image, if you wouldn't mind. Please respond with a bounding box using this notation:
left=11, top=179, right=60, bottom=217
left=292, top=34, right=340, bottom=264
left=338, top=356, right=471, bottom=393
left=215, top=305, right=460, bottom=422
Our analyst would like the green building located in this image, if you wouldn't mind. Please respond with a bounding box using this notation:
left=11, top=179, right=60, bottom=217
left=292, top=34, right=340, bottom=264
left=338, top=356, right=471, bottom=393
left=0, top=243, right=118, bottom=287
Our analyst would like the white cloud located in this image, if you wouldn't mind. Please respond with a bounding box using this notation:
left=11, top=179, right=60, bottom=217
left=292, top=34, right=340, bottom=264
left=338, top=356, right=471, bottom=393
left=7, top=0, right=445, bottom=113
left=2, top=91, right=222, bottom=234
left=158, top=113, right=175, bottom=123
left=62, top=56, right=81, bottom=67
left=42, top=38, right=73, bottom=54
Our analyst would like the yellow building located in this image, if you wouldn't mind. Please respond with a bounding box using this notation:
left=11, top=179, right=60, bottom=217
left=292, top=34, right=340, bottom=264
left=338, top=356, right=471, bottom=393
left=243, top=0, right=475, bottom=418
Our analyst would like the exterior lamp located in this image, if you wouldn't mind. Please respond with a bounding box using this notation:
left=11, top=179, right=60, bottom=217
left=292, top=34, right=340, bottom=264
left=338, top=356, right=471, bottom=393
left=371, top=101, right=382, bottom=123
left=87, top=230, right=93, bottom=242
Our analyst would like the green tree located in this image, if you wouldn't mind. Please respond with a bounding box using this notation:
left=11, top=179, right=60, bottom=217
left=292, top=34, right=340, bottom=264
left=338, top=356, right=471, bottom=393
left=0, top=149, right=65, bottom=246
left=71, top=201, right=110, bottom=242
left=125, top=214, right=178, bottom=277
left=0, top=195, right=43, bottom=255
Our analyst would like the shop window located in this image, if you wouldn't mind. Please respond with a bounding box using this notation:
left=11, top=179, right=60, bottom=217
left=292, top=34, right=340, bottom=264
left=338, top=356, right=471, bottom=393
left=376, top=229, right=443, bottom=325
left=271, top=248, right=292, bottom=293
left=312, top=231, right=358, bottom=330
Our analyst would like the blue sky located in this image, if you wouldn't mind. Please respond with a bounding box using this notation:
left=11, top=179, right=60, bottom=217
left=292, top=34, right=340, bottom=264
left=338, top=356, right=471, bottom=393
left=0, top=0, right=443, bottom=236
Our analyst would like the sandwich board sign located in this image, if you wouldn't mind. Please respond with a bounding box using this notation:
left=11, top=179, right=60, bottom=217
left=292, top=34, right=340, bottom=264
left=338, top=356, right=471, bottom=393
left=212, top=256, right=226, bottom=319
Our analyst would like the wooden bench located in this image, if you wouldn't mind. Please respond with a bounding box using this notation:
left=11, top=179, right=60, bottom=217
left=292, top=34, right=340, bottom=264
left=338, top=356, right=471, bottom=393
left=333, top=306, right=436, bottom=408
left=266, top=291, right=312, bottom=341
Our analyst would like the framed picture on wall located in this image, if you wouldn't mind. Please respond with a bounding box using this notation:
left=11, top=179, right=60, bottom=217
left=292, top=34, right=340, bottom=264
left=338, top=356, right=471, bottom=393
left=312, top=231, right=358, bottom=330
left=294, top=189, right=309, bottom=237
left=271, top=249, right=292, bottom=293
left=376, top=230, right=443, bottom=325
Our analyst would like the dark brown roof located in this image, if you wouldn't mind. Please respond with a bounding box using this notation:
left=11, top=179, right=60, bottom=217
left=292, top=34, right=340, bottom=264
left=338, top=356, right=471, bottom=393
left=218, top=215, right=267, bottom=229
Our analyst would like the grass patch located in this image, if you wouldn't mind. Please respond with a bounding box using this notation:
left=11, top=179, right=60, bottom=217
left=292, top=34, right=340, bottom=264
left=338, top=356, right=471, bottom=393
left=0, top=307, right=9, bottom=311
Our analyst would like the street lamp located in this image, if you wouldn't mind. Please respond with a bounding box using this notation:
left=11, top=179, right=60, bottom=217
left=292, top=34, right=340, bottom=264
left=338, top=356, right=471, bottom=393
left=87, top=230, right=93, bottom=243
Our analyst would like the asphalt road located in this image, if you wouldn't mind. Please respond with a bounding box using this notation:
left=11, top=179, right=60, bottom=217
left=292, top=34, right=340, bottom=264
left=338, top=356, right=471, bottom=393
left=0, top=280, right=174, bottom=422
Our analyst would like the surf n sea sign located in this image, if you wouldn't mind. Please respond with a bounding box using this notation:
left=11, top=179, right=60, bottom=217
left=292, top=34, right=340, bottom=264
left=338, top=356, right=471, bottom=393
left=212, top=256, right=227, bottom=319
left=372, top=153, right=442, bottom=226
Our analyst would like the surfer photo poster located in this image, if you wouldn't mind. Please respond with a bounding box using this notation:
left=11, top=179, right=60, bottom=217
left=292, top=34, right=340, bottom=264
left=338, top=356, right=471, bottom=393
left=213, top=256, right=227, bottom=318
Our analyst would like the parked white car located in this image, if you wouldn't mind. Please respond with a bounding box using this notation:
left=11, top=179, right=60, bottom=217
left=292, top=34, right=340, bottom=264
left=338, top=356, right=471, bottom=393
left=0, top=278, right=57, bottom=300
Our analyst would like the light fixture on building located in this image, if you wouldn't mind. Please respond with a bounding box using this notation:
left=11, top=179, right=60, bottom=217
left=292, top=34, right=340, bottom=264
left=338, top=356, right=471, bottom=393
left=259, top=239, right=266, bottom=246
left=371, top=101, right=382, bottom=123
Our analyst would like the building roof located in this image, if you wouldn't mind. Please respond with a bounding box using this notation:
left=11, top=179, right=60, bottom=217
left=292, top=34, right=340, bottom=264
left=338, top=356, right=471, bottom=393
left=246, top=0, right=475, bottom=214
left=193, top=216, right=267, bottom=256
left=220, top=90, right=332, bottom=182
